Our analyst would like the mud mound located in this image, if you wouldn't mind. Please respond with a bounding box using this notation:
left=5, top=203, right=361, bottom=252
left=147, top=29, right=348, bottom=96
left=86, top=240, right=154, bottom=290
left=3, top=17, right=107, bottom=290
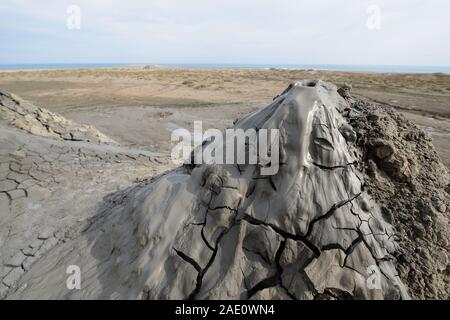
left=0, top=90, right=115, bottom=144
left=7, top=80, right=420, bottom=300
left=346, top=96, right=450, bottom=299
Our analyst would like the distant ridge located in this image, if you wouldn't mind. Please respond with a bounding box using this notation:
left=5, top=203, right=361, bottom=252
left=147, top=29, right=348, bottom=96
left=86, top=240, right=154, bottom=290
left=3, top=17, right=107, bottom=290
left=1, top=63, right=450, bottom=74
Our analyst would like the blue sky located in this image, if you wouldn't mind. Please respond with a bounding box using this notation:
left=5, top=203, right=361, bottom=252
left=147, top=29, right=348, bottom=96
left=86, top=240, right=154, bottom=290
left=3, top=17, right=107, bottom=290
left=1, top=0, right=449, bottom=66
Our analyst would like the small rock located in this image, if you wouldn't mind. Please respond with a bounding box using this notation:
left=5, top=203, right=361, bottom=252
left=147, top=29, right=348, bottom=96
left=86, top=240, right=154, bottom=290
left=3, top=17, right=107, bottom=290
left=339, top=124, right=357, bottom=143
left=423, top=215, right=433, bottom=225
left=367, top=114, right=380, bottom=122
left=412, top=222, right=426, bottom=238
left=437, top=203, right=446, bottom=213
left=374, top=144, right=394, bottom=159
left=337, top=83, right=352, bottom=98
left=397, top=253, right=411, bottom=264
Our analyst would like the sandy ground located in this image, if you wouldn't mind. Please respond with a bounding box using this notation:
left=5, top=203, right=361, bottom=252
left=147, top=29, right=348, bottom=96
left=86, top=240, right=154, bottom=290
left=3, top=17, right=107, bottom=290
left=0, top=67, right=449, bottom=166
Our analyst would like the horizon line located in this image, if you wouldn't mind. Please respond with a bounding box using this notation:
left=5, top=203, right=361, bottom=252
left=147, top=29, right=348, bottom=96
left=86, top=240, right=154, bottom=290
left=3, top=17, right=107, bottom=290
left=1, top=62, right=450, bottom=68
left=1, top=63, right=450, bottom=75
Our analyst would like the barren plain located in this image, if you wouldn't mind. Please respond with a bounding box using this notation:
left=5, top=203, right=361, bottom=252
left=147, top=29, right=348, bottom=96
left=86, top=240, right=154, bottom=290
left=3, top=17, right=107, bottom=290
left=0, top=67, right=449, bottom=167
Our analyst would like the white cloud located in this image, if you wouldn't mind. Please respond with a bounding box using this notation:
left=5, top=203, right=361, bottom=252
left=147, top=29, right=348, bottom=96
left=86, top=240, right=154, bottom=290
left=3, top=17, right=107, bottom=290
left=0, top=0, right=449, bottom=65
